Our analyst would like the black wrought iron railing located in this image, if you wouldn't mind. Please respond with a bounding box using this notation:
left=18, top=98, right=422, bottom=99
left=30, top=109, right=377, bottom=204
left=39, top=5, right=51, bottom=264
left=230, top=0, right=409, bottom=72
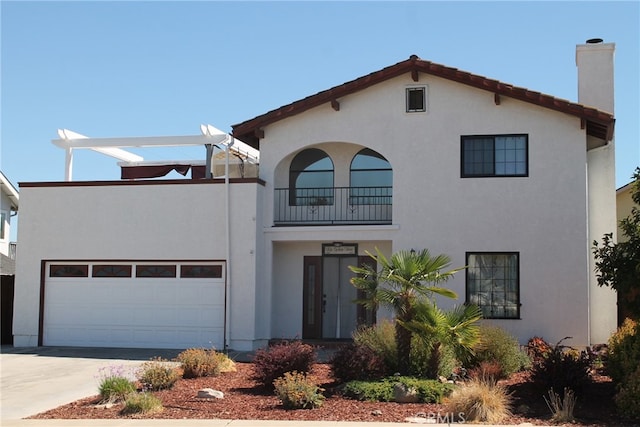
left=274, top=186, right=392, bottom=225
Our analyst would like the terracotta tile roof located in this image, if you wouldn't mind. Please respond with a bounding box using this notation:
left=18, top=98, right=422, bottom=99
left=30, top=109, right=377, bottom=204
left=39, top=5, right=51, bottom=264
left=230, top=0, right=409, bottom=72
left=231, top=55, right=615, bottom=148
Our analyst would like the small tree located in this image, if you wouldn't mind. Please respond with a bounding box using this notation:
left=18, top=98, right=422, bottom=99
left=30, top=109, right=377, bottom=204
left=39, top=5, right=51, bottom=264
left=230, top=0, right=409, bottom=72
left=593, top=167, right=640, bottom=320
left=350, top=248, right=464, bottom=375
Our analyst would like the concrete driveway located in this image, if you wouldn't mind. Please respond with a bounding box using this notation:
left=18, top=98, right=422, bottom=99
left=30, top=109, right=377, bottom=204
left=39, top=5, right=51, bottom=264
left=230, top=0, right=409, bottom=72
left=0, top=346, right=181, bottom=420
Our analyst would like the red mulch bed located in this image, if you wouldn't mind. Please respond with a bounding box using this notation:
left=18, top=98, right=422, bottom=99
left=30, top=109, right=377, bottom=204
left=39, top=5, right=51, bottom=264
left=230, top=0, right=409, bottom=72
left=29, top=363, right=636, bottom=425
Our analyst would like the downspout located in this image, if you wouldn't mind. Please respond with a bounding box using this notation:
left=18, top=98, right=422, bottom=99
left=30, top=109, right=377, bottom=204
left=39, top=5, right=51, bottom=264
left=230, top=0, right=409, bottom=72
left=224, top=135, right=235, bottom=351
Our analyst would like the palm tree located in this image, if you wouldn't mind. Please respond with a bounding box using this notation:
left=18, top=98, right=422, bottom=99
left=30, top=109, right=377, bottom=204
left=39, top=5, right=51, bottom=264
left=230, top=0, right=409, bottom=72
left=402, top=301, right=482, bottom=378
left=350, top=248, right=465, bottom=375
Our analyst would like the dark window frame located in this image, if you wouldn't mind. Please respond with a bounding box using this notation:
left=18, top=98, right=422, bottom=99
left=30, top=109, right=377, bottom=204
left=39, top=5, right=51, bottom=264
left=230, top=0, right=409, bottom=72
left=349, top=148, right=393, bottom=205
left=289, top=148, right=335, bottom=206
left=465, top=252, right=521, bottom=319
left=461, top=134, right=529, bottom=178
left=180, top=265, right=223, bottom=278
left=406, top=87, right=426, bottom=112
left=135, top=264, right=177, bottom=278
left=49, top=264, right=89, bottom=278
left=92, top=264, right=133, bottom=278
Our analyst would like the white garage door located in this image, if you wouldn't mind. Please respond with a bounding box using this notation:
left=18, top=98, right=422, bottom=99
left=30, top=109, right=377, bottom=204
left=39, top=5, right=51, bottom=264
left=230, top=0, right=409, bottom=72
left=43, top=261, right=225, bottom=350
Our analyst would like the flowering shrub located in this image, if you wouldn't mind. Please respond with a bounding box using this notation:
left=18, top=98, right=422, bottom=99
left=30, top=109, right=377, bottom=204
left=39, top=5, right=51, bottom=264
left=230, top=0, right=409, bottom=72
left=176, top=348, right=222, bottom=378
left=608, top=318, right=640, bottom=383
left=137, top=358, right=181, bottom=391
left=96, top=365, right=138, bottom=403
left=98, top=376, right=136, bottom=403
left=273, top=371, right=325, bottom=409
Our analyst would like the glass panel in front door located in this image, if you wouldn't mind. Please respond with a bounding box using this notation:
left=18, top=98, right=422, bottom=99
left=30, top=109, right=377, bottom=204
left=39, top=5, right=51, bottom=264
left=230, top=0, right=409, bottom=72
left=322, top=257, right=358, bottom=339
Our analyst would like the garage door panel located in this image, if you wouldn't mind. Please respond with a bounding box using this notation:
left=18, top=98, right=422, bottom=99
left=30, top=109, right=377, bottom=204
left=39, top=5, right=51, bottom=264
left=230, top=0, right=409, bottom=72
left=44, top=263, right=226, bottom=349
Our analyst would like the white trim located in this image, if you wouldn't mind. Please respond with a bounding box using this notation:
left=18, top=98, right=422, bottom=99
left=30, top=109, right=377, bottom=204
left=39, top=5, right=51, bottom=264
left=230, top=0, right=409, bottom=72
left=53, top=125, right=259, bottom=181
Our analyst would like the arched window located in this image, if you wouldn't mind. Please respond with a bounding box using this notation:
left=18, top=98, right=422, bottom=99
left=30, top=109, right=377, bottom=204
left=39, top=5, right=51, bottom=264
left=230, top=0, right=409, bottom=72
left=350, top=148, right=392, bottom=205
left=289, top=148, right=334, bottom=206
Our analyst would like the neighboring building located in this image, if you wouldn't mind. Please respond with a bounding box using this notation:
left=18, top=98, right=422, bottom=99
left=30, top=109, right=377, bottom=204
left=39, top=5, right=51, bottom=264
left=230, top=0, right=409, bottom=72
left=0, top=171, right=19, bottom=261
left=617, top=179, right=636, bottom=241
left=615, top=177, right=639, bottom=322
left=13, top=40, right=617, bottom=350
left=1, top=171, right=19, bottom=345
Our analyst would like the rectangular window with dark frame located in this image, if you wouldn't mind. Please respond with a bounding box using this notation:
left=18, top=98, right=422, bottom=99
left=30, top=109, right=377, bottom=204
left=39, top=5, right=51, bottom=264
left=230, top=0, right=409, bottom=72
left=135, top=265, right=177, bottom=278
left=461, top=134, right=528, bottom=177
left=406, top=87, right=426, bottom=112
left=180, top=265, right=223, bottom=278
left=49, top=264, right=89, bottom=278
left=92, top=265, right=133, bottom=278
left=466, top=252, right=520, bottom=319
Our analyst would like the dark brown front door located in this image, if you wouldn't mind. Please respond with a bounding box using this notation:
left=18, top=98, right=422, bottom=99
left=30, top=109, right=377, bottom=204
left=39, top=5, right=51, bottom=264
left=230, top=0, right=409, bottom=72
left=302, top=256, right=323, bottom=339
left=302, top=255, right=376, bottom=339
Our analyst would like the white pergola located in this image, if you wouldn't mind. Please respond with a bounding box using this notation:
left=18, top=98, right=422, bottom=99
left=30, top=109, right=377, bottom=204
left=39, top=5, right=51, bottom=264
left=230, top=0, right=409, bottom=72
left=52, top=124, right=259, bottom=181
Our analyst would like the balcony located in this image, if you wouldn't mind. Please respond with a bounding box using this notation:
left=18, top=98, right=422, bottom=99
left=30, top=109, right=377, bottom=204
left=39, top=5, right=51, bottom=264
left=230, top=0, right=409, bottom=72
left=274, top=186, right=392, bottom=226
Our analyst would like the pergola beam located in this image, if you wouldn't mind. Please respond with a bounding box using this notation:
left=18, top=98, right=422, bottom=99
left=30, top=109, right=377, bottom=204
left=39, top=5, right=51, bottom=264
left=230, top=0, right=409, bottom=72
left=53, top=126, right=259, bottom=181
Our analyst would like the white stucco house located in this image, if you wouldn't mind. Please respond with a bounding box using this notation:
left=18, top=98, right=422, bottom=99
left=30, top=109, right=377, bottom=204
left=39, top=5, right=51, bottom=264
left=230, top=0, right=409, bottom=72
left=13, top=40, right=618, bottom=351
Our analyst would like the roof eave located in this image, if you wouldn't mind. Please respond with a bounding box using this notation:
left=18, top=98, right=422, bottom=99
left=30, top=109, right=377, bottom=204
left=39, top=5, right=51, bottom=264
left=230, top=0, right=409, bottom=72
left=232, top=56, right=615, bottom=146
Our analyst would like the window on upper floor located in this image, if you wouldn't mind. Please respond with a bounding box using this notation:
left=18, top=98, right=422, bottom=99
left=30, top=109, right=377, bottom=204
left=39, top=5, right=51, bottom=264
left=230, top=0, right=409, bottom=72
left=461, top=134, right=528, bottom=177
left=350, top=148, right=392, bottom=205
left=406, top=87, right=426, bottom=112
left=289, top=148, right=334, bottom=206
left=466, top=252, right=520, bottom=319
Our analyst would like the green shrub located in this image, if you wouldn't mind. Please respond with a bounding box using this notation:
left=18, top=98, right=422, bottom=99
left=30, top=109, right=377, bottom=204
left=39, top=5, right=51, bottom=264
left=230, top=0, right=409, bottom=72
left=530, top=337, right=591, bottom=394
left=614, top=365, right=640, bottom=420
left=445, top=378, right=512, bottom=423
left=176, top=348, right=222, bottom=379
left=121, top=392, right=164, bottom=415
left=137, top=358, right=181, bottom=391
left=273, top=371, right=325, bottom=409
left=354, top=320, right=458, bottom=378
left=330, top=343, right=387, bottom=382
left=470, top=325, right=530, bottom=377
left=410, top=338, right=458, bottom=379
left=98, top=376, right=137, bottom=403
left=353, top=320, right=398, bottom=372
left=252, top=341, right=316, bottom=389
left=342, top=376, right=453, bottom=403
left=608, top=318, right=640, bottom=383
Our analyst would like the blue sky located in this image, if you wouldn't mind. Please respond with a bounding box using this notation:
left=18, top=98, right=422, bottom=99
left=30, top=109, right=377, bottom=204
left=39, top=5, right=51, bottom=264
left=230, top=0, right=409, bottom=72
left=1, top=1, right=639, bottom=240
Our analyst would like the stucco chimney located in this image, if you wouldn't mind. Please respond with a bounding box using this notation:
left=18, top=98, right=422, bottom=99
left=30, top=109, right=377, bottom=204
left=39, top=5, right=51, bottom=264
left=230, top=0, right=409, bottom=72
left=576, top=39, right=615, bottom=113
left=579, top=38, right=617, bottom=346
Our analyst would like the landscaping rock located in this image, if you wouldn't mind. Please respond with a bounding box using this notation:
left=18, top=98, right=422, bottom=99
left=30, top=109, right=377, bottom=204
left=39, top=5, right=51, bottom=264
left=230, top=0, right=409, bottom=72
left=197, top=388, right=224, bottom=399
left=371, top=409, right=382, bottom=416
left=393, top=382, right=419, bottom=403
